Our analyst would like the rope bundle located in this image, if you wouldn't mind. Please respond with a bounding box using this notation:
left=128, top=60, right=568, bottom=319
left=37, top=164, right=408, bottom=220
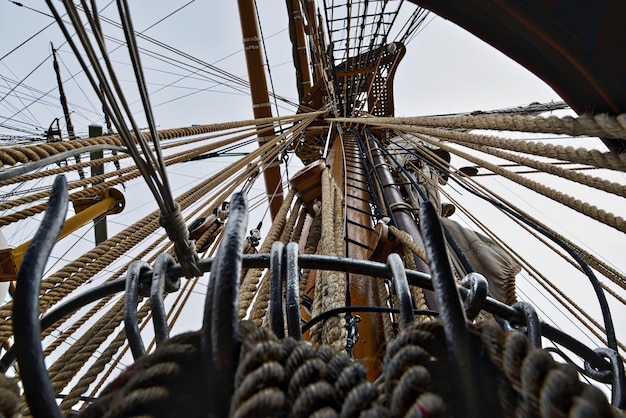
left=75, top=319, right=622, bottom=418
left=0, top=375, right=19, bottom=418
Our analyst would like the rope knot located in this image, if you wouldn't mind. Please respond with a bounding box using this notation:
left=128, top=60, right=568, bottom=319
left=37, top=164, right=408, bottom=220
left=159, top=203, right=201, bottom=278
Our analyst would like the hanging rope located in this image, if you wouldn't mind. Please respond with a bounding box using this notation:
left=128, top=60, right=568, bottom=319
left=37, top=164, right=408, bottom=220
left=309, top=168, right=347, bottom=352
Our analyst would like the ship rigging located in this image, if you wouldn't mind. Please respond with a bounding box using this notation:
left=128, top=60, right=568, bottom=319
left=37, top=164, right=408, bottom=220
left=0, top=1, right=624, bottom=417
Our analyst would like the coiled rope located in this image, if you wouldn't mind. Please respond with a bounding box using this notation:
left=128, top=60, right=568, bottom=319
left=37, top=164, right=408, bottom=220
left=75, top=319, right=622, bottom=417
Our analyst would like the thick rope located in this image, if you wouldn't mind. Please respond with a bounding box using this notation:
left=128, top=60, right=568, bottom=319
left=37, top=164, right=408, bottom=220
left=333, top=112, right=626, bottom=140
left=58, top=302, right=152, bottom=413
left=300, top=211, right=323, bottom=299
left=48, top=298, right=126, bottom=394
left=0, top=113, right=322, bottom=169
left=388, top=225, right=428, bottom=263
left=309, top=169, right=346, bottom=352
left=291, top=207, right=309, bottom=244
left=403, top=245, right=429, bottom=321
left=407, top=124, right=626, bottom=172
left=458, top=141, right=626, bottom=198
left=71, top=319, right=623, bottom=418
left=414, top=132, right=626, bottom=233
left=0, top=374, right=19, bottom=418
left=279, top=198, right=303, bottom=243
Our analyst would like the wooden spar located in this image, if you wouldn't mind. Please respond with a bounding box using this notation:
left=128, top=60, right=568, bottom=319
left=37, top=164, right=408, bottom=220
left=328, top=132, right=386, bottom=379
left=285, top=0, right=312, bottom=101
left=237, top=0, right=284, bottom=220
left=366, top=133, right=438, bottom=310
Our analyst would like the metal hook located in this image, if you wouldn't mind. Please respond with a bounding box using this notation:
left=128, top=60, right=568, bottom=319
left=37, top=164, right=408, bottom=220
left=508, top=301, right=542, bottom=348
left=285, top=242, right=302, bottom=340
left=13, top=175, right=67, bottom=418
left=269, top=241, right=285, bottom=338
left=584, top=347, right=625, bottom=408
left=201, top=191, right=248, bottom=418
left=387, top=252, right=414, bottom=329
left=460, top=272, right=488, bottom=321
left=150, top=253, right=179, bottom=346
left=420, top=200, right=479, bottom=418
left=124, top=260, right=152, bottom=359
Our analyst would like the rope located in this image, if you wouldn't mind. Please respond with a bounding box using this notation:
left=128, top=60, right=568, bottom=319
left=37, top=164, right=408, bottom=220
left=71, top=319, right=623, bottom=417
left=332, top=111, right=626, bottom=140
left=414, top=132, right=626, bottom=233
left=388, top=225, right=428, bottom=263
left=79, top=331, right=206, bottom=418
left=309, top=169, right=346, bottom=352
left=301, top=211, right=323, bottom=299
left=48, top=298, right=126, bottom=394
left=279, top=198, right=303, bottom=243
left=0, top=114, right=321, bottom=169
left=476, top=320, right=619, bottom=417
left=58, top=302, right=152, bottom=413
left=0, top=374, right=19, bottom=418
left=403, top=245, right=429, bottom=320
left=407, top=125, right=626, bottom=172
left=377, top=278, right=397, bottom=345
left=460, top=141, right=626, bottom=198
left=290, top=207, right=309, bottom=245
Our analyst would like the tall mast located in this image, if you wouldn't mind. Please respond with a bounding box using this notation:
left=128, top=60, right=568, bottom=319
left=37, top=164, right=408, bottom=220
left=285, top=0, right=312, bottom=101
left=237, top=0, right=285, bottom=220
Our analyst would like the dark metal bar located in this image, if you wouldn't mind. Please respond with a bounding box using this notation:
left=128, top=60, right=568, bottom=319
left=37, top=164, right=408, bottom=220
left=285, top=242, right=302, bottom=340
left=460, top=273, right=488, bottom=321
left=387, top=253, right=414, bottom=328
left=124, top=260, right=152, bottom=359
left=269, top=241, right=285, bottom=338
left=510, top=301, right=541, bottom=348
left=420, top=200, right=479, bottom=418
left=13, top=175, right=67, bottom=418
left=201, top=191, right=248, bottom=418
left=303, top=306, right=438, bottom=333
left=587, top=347, right=625, bottom=408
left=150, top=253, right=178, bottom=346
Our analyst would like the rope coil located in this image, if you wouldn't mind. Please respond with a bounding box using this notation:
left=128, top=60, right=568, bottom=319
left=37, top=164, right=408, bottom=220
left=74, top=319, right=623, bottom=418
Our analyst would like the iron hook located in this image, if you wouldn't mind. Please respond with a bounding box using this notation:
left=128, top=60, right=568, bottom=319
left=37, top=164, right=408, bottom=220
left=13, top=175, right=67, bottom=418
left=269, top=241, right=285, bottom=338
left=201, top=191, right=248, bottom=418
left=387, top=252, right=415, bottom=329
left=509, top=301, right=542, bottom=348
left=420, top=200, right=479, bottom=418
left=150, top=253, right=179, bottom=346
left=123, top=260, right=152, bottom=359
left=460, top=272, right=488, bottom=321
left=285, top=242, right=302, bottom=340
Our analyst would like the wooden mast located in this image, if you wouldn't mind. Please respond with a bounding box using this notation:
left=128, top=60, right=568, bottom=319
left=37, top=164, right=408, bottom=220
left=237, top=0, right=284, bottom=220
